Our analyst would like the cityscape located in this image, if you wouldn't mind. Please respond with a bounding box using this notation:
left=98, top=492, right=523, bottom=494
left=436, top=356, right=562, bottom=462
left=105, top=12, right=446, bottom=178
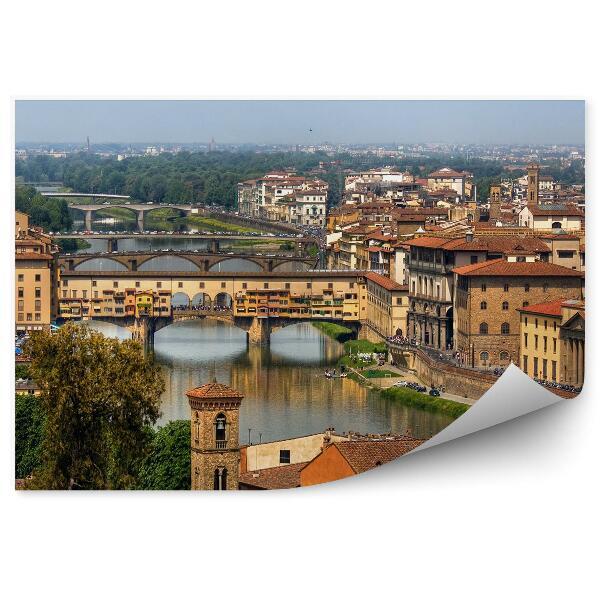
left=15, top=100, right=585, bottom=490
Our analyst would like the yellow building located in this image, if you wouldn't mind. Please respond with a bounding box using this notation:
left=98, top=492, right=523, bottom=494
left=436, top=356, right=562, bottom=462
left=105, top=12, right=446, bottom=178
left=15, top=211, right=59, bottom=331
left=364, top=272, right=408, bottom=339
left=518, top=298, right=585, bottom=386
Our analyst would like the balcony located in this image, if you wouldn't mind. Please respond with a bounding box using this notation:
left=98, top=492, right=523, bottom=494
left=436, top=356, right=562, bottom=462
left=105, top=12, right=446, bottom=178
left=215, top=440, right=227, bottom=450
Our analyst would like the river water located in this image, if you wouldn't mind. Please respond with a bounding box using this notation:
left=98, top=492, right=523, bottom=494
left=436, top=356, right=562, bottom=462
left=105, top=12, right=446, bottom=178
left=86, top=320, right=453, bottom=443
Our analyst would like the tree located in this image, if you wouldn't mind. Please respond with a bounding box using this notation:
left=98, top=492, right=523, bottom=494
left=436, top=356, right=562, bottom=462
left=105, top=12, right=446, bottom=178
left=137, top=420, right=191, bottom=490
left=23, top=322, right=165, bottom=489
left=15, top=394, right=46, bottom=479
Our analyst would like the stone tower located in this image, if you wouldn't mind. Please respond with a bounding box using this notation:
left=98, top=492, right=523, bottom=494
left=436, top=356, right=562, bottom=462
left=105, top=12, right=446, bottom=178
left=489, top=183, right=501, bottom=223
left=187, top=381, right=244, bottom=490
left=527, top=163, right=540, bottom=206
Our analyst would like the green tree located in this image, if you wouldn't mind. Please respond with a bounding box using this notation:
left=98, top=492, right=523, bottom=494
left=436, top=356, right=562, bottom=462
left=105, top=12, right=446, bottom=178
left=23, top=322, right=165, bottom=489
left=15, top=394, right=46, bottom=479
left=137, top=420, right=191, bottom=490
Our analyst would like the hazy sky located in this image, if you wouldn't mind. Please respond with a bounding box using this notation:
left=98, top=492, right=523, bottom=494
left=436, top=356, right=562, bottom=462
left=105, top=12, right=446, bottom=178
left=15, top=100, right=585, bottom=145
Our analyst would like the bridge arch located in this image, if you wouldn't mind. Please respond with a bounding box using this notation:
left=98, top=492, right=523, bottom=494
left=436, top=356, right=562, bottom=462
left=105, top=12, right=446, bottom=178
left=214, top=292, right=233, bottom=308
left=73, top=257, right=129, bottom=271
left=171, top=292, right=191, bottom=308
left=209, top=258, right=263, bottom=272
left=191, top=292, right=212, bottom=307
left=138, top=255, right=200, bottom=271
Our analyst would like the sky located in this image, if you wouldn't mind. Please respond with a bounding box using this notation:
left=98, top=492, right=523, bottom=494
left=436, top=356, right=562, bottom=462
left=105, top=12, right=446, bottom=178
left=15, top=100, right=585, bottom=146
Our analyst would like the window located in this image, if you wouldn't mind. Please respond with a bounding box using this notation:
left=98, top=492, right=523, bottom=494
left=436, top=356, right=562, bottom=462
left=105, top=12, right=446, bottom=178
left=157, top=282, right=162, bottom=288
left=242, top=282, right=247, bottom=289
left=479, top=322, right=488, bottom=335
left=544, top=320, right=547, bottom=330
left=523, top=355, right=528, bottom=374
left=533, top=357, right=538, bottom=377
left=35, top=274, right=41, bottom=282
left=135, top=281, right=140, bottom=288
left=279, top=449, right=291, bottom=464
left=18, top=300, right=24, bottom=310
left=480, top=301, right=487, bottom=309
left=199, top=282, right=205, bottom=289
left=92, top=281, right=97, bottom=287
left=553, top=338, right=557, bottom=353
left=557, top=250, right=574, bottom=258
left=328, top=283, right=333, bottom=289
left=534, top=335, right=538, bottom=350
left=179, top=282, right=183, bottom=288
left=480, top=351, right=489, bottom=362
left=285, top=283, right=290, bottom=290
left=501, top=322, right=510, bottom=335
left=113, top=281, right=118, bottom=288
left=481, top=283, right=487, bottom=292
left=18, top=287, right=24, bottom=298
left=524, top=333, right=528, bottom=348
left=35, top=287, right=41, bottom=298
left=543, top=283, right=548, bottom=292
left=264, top=283, right=269, bottom=289
left=470, top=255, right=478, bottom=264
left=502, top=301, right=509, bottom=310
left=18, top=312, right=24, bottom=321
left=35, top=313, right=41, bottom=321
left=500, top=351, right=510, bottom=361
left=18, top=274, right=24, bottom=282
left=503, top=283, right=509, bottom=292
left=523, top=301, right=529, bottom=307
left=35, top=300, right=41, bottom=310
left=552, top=360, right=557, bottom=381
left=543, top=336, right=547, bottom=352
left=524, top=283, right=530, bottom=292
left=215, top=413, right=226, bottom=447
left=542, top=359, right=548, bottom=379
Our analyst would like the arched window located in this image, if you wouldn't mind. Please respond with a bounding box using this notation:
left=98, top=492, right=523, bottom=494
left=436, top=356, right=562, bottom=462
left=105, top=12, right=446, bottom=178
left=501, top=322, right=510, bottom=335
left=480, top=351, right=489, bottom=362
left=523, top=301, right=529, bottom=307
left=552, top=221, right=562, bottom=229
left=499, top=351, right=510, bottom=361
left=215, top=413, right=226, bottom=448
left=213, top=469, right=220, bottom=490
left=480, top=301, right=487, bottom=310
left=479, top=322, right=488, bottom=335
left=221, top=468, right=228, bottom=490
left=502, top=301, right=509, bottom=310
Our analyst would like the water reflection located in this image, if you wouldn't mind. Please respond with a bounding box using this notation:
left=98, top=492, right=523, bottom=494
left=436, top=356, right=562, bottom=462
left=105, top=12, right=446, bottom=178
left=83, top=320, right=454, bottom=442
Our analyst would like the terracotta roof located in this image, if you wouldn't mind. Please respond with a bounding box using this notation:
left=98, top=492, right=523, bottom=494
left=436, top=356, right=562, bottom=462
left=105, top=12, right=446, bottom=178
left=405, top=235, right=550, bottom=254
left=518, top=298, right=566, bottom=317
left=525, top=204, right=584, bottom=217
left=15, top=252, right=54, bottom=260
left=452, top=258, right=583, bottom=278
left=332, top=438, right=423, bottom=474
left=239, top=462, right=308, bottom=490
left=186, top=382, right=244, bottom=399
left=365, top=272, right=407, bottom=291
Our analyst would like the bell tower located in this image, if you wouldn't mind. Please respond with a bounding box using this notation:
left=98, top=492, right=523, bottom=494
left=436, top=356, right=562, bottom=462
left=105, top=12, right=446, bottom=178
left=489, top=183, right=501, bottom=222
left=527, top=163, right=540, bottom=206
left=187, top=381, right=244, bottom=490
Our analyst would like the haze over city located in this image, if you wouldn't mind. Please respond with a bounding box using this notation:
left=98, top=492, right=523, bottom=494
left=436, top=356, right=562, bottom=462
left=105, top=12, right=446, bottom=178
left=16, top=100, right=585, bottom=146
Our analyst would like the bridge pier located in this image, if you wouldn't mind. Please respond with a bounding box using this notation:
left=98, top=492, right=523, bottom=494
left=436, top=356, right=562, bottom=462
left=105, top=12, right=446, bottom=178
left=208, top=239, right=220, bottom=253
left=107, top=238, right=118, bottom=252
left=137, top=211, right=145, bottom=232
left=84, top=210, right=93, bottom=231
left=246, top=316, right=271, bottom=345
left=130, top=315, right=156, bottom=354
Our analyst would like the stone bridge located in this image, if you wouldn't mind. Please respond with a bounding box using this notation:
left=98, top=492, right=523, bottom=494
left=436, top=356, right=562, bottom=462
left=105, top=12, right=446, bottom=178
left=59, top=251, right=318, bottom=272
left=74, top=311, right=360, bottom=351
left=66, top=202, right=197, bottom=231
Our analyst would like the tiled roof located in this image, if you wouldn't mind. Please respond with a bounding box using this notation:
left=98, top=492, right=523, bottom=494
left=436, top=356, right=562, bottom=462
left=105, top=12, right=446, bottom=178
left=333, top=438, right=423, bottom=474
left=239, top=462, right=308, bottom=490
left=525, top=204, right=584, bottom=217
left=365, top=272, right=407, bottom=291
left=405, top=235, right=551, bottom=254
left=452, top=258, right=583, bottom=277
left=518, top=298, right=566, bottom=317
left=186, top=382, right=244, bottom=399
left=15, top=252, right=54, bottom=260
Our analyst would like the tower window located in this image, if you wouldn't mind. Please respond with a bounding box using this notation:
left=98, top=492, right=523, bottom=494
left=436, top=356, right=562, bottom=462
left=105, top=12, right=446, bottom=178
left=280, top=449, right=291, bottom=464
left=215, top=413, right=227, bottom=448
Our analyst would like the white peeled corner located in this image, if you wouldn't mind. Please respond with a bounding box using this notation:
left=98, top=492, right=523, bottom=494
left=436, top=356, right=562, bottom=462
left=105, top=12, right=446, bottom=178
left=412, top=363, right=566, bottom=452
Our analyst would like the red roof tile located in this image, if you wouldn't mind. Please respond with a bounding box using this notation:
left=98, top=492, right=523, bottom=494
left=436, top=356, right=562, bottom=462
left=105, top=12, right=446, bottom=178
left=333, top=438, right=423, bottom=473
left=518, top=299, right=566, bottom=317
left=186, top=382, right=244, bottom=400
left=452, top=258, right=583, bottom=277
left=239, top=462, right=308, bottom=490
left=365, top=272, right=407, bottom=291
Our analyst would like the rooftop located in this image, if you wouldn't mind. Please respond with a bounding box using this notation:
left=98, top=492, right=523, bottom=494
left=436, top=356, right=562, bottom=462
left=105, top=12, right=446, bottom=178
left=239, top=462, right=308, bottom=490
left=186, top=382, right=244, bottom=400
left=365, top=272, right=408, bottom=291
left=331, top=438, right=423, bottom=474
left=452, top=258, right=583, bottom=278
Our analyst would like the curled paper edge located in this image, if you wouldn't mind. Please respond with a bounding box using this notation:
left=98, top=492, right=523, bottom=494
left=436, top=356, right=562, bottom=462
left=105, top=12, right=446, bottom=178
left=412, top=363, right=565, bottom=453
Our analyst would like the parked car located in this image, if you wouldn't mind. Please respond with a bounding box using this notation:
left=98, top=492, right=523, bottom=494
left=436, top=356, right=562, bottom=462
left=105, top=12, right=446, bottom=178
left=429, top=388, right=441, bottom=397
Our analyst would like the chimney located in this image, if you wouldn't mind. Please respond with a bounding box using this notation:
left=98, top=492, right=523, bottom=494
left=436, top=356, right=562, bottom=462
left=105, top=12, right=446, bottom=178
left=465, top=229, right=474, bottom=243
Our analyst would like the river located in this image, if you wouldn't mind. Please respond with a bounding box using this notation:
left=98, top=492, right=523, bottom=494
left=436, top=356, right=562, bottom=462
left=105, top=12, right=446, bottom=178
left=85, top=319, right=453, bottom=443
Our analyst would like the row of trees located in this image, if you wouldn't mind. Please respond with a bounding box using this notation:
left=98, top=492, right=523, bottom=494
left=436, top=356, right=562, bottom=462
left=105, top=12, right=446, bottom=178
left=15, top=184, right=73, bottom=232
left=16, top=323, right=190, bottom=490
